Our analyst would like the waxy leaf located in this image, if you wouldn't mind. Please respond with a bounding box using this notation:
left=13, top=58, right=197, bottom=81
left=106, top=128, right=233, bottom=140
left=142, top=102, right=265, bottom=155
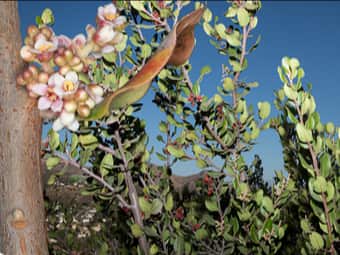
left=85, top=8, right=204, bottom=120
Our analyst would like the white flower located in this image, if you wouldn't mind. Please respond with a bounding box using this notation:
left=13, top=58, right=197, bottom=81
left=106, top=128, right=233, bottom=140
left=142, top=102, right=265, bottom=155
left=93, top=25, right=116, bottom=47
left=53, top=111, right=79, bottom=131
left=50, top=71, right=79, bottom=97
left=31, top=34, right=58, bottom=54
left=97, top=3, right=117, bottom=24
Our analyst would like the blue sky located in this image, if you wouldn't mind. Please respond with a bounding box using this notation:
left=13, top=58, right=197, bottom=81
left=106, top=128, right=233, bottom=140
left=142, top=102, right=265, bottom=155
left=18, top=1, right=340, bottom=179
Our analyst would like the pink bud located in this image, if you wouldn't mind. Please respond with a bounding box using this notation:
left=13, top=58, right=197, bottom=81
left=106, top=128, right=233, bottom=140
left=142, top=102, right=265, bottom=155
left=64, top=100, right=77, bottom=113
left=74, top=88, right=88, bottom=102
left=77, top=104, right=90, bottom=118
left=20, top=46, right=35, bottom=62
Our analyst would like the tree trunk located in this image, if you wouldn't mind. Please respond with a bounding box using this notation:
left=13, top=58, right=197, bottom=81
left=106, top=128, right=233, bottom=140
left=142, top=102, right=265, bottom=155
left=0, top=2, right=49, bottom=254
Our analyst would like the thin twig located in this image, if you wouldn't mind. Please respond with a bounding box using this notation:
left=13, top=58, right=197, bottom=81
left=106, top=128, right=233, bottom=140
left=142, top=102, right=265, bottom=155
left=52, top=151, right=130, bottom=209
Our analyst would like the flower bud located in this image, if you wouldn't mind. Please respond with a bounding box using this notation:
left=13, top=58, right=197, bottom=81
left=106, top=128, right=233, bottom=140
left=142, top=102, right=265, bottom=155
left=20, top=46, right=35, bottom=62
left=74, top=88, right=88, bottom=102
left=77, top=104, right=90, bottom=118
left=64, top=100, right=77, bottom=113
left=28, top=65, right=38, bottom=78
left=23, top=70, right=32, bottom=81
left=59, top=66, right=70, bottom=76
left=28, top=91, right=39, bottom=98
left=69, top=56, right=81, bottom=66
left=64, top=49, right=73, bottom=61
left=38, top=72, right=49, bottom=83
left=41, top=27, right=52, bottom=39
left=24, top=37, right=34, bottom=46
left=85, top=98, right=96, bottom=109
left=72, top=63, right=84, bottom=72
left=38, top=52, right=53, bottom=62
left=27, top=25, right=39, bottom=38
left=54, top=55, right=66, bottom=66
left=88, top=84, right=104, bottom=97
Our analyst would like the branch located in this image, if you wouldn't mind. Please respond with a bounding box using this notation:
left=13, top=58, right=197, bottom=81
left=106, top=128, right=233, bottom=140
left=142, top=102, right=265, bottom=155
left=52, top=151, right=130, bottom=209
left=292, top=92, right=335, bottom=255
left=203, top=116, right=231, bottom=152
left=113, top=130, right=150, bottom=255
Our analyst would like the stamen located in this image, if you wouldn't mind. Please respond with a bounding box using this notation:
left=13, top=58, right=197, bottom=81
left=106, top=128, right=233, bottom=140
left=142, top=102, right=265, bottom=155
left=63, top=80, right=75, bottom=91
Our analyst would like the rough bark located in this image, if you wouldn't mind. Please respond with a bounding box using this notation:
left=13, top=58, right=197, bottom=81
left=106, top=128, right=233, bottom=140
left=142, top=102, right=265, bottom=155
left=0, top=2, right=49, bottom=254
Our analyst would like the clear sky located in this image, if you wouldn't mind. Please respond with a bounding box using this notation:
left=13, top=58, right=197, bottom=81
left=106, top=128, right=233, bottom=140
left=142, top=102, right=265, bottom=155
left=18, top=1, right=340, bottom=179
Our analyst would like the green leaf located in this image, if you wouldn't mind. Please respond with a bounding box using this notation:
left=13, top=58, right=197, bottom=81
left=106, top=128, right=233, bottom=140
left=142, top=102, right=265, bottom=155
left=223, top=77, right=234, bottom=91
left=320, top=153, right=331, bottom=177
left=325, top=122, right=335, bottom=134
left=296, top=123, right=313, bottom=143
left=200, top=65, right=211, bottom=76
left=46, top=156, right=60, bottom=170
left=47, top=174, right=56, bottom=185
left=225, top=33, right=241, bottom=47
left=237, top=8, right=250, bottom=27
left=167, top=145, right=185, bottom=158
left=257, top=101, right=271, bottom=119
left=138, top=197, right=152, bottom=216
left=48, top=130, right=60, bottom=150
left=205, top=198, right=219, bottom=212
left=309, top=232, right=324, bottom=250
left=225, top=6, right=237, bottom=18
left=151, top=198, right=163, bottom=215
left=35, top=16, right=43, bottom=27
left=131, top=223, right=143, bottom=238
left=79, top=134, right=98, bottom=149
left=203, top=8, right=212, bottom=22
left=300, top=219, right=311, bottom=233
left=283, top=84, right=298, bottom=101
left=195, top=228, right=208, bottom=240
left=165, top=193, right=174, bottom=211
left=262, top=196, right=274, bottom=214
left=41, top=8, right=54, bottom=25
left=130, top=1, right=145, bottom=11
left=141, top=44, right=152, bottom=58
left=150, top=244, right=159, bottom=255
left=99, top=154, right=113, bottom=177
left=103, top=52, right=116, bottom=63
left=326, top=181, right=335, bottom=202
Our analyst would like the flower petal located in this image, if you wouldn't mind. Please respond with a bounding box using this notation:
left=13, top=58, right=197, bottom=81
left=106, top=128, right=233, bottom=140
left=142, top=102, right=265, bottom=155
left=38, top=96, right=52, bottom=110
left=48, top=73, right=64, bottom=87
left=56, top=34, right=71, bottom=48
left=67, top=120, right=80, bottom=131
left=73, top=34, right=86, bottom=47
left=113, top=16, right=126, bottom=27
left=101, top=45, right=115, bottom=54
left=51, top=98, right=63, bottom=112
left=54, top=86, right=64, bottom=97
left=31, top=83, right=48, bottom=96
left=60, top=111, right=75, bottom=125
left=52, top=118, right=64, bottom=131
left=65, top=71, right=78, bottom=84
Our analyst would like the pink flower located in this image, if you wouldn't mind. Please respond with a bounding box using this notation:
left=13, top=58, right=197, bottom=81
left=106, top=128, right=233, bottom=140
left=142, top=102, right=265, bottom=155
left=97, top=3, right=117, bottom=25
left=50, top=71, right=79, bottom=97
left=93, top=25, right=116, bottom=47
left=97, top=3, right=127, bottom=29
left=56, top=35, right=72, bottom=48
left=72, top=34, right=87, bottom=48
left=30, top=83, right=63, bottom=112
left=31, top=34, right=58, bottom=54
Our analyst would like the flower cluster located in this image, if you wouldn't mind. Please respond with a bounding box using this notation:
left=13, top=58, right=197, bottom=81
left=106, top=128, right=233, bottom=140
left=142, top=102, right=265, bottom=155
left=17, top=3, right=126, bottom=131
